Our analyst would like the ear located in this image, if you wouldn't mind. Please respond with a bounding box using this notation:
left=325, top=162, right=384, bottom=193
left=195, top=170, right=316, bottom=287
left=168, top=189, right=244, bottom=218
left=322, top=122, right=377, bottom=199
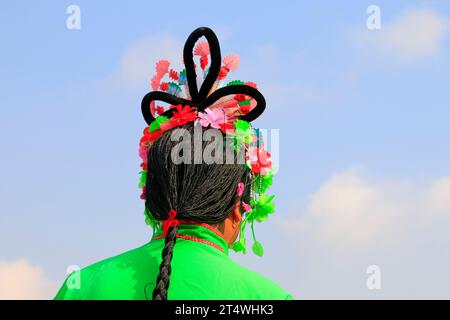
left=231, top=200, right=243, bottom=227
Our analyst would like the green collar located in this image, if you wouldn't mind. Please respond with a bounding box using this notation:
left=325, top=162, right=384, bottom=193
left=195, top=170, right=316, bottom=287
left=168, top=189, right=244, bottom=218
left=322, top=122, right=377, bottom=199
left=151, top=220, right=229, bottom=255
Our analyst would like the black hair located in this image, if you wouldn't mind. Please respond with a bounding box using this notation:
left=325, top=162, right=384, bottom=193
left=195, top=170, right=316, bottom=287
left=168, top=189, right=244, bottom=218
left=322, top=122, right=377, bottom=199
left=145, top=122, right=251, bottom=300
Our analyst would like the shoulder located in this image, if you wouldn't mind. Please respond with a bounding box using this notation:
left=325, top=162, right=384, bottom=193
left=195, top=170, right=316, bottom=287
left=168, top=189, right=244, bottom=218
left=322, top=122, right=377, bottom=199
left=54, top=243, right=154, bottom=300
left=220, top=257, right=294, bottom=300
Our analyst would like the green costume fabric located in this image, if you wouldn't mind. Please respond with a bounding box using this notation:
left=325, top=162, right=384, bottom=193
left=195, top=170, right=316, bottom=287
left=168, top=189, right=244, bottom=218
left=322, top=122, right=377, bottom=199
left=54, top=223, right=293, bottom=300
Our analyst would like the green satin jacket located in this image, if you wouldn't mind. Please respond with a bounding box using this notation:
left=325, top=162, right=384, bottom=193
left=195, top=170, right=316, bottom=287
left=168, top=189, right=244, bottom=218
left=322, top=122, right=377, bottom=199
left=54, top=222, right=293, bottom=300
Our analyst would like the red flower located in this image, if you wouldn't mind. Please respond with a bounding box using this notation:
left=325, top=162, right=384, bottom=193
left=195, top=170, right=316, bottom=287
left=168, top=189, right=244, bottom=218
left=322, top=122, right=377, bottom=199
left=171, top=104, right=198, bottom=126
left=200, top=55, right=209, bottom=70
left=239, top=104, right=251, bottom=114
left=219, top=122, right=235, bottom=133
left=169, top=69, right=179, bottom=80
left=234, top=94, right=247, bottom=102
left=156, top=106, right=165, bottom=115
left=223, top=100, right=239, bottom=109
left=218, top=66, right=229, bottom=80
left=160, top=82, right=169, bottom=91
left=141, top=127, right=163, bottom=143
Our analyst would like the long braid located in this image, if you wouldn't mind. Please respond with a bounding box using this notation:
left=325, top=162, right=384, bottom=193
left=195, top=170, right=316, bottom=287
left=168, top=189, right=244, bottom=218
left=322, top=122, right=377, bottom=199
left=152, top=225, right=179, bottom=300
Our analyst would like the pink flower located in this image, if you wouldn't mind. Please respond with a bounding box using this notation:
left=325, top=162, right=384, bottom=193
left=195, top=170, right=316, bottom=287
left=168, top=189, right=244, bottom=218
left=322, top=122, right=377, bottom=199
left=242, top=201, right=252, bottom=213
left=236, top=182, right=244, bottom=196
left=198, top=108, right=227, bottom=129
left=139, top=144, right=149, bottom=163
left=247, top=147, right=272, bottom=175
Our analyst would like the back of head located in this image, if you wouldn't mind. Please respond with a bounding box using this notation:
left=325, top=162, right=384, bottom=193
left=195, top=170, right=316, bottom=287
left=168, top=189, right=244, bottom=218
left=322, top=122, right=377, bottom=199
left=145, top=122, right=251, bottom=224
left=145, top=123, right=251, bottom=299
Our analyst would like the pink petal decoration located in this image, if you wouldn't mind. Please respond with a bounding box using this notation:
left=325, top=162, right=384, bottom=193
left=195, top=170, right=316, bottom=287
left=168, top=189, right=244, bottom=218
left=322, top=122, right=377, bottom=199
left=150, top=100, right=156, bottom=116
left=217, top=66, right=229, bottom=80
left=209, top=96, right=235, bottom=110
left=197, top=118, right=208, bottom=127
left=200, top=55, right=209, bottom=70
left=222, top=54, right=240, bottom=71
left=155, top=60, right=170, bottom=76
left=194, top=41, right=210, bottom=56
left=245, top=81, right=257, bottom=88
left=209, top=98, right=240, bottom=120
left=249, top=98, right=257, bottom=110
left=236, top=182, right=244, bottom=196
left=139, top=144, right=150, bottom=163
left=197, top=108, right=227, bottom=129
left=151, top=74, right=162, bottom=90
left=242, top=201, right=252, bottom=213
left=223, top=100, right=239, bottom=109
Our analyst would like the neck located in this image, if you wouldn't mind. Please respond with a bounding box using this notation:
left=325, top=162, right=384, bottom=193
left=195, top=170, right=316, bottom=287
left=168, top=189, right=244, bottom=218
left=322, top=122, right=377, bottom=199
left=177, top=219, right=233, bottom=247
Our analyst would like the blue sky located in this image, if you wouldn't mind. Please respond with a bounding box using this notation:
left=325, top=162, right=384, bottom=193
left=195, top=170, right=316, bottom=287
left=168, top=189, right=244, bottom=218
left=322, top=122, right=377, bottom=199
left=1, top=0, right=450, bottom=299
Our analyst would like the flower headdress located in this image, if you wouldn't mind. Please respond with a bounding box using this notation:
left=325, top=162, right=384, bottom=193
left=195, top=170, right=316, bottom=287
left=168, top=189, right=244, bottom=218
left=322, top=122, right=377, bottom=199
left=139, top=27, right=275, bottom=256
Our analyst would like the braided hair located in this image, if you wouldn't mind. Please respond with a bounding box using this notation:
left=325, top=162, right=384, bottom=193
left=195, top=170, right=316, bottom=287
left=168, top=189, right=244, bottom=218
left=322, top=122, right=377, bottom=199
left=145, top=122, right=251, bottom=300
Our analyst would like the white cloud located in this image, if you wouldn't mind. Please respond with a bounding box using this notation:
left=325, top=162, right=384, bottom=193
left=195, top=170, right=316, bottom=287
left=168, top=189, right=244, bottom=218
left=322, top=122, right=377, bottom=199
left=278, top=167, right=450, bottom=299
left=101, top=27, right=236, bottom=92
left=427, top=176, right=450, bottom=216
left=101, top=33, right=183, bottom=91
left=0, top=259, right=57, bottom=300
left=355, top=8, right=449, bottom=62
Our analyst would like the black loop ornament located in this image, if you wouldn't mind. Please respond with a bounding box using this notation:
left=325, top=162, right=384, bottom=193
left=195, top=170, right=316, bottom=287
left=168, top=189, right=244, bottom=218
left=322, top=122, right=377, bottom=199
left=141, top=27, right=266, bottom=125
